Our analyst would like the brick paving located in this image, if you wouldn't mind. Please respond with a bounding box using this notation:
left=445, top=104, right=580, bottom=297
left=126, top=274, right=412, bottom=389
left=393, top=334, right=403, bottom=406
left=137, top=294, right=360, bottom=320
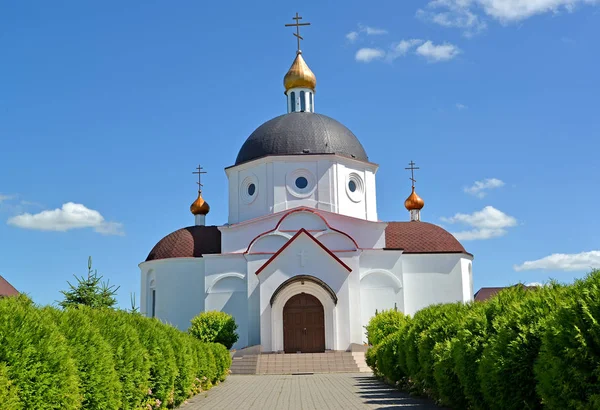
left=179, top=373, right=445, bottom=409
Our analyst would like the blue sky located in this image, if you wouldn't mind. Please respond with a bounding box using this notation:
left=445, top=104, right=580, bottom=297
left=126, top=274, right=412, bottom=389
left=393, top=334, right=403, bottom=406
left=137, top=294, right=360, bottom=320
left=1, top=1, right=599, bottom=308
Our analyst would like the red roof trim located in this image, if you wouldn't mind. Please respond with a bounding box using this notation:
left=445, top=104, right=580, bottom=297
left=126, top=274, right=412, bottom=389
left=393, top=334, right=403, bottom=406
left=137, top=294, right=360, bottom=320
left=245, top=207, right=358, bottom=254
left=255, top=228, right=352, bottom=275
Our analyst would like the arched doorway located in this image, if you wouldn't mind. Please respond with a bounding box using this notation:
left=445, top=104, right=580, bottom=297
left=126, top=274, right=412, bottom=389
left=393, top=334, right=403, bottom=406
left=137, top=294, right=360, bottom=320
left=283, top=293, right=325, bottom=353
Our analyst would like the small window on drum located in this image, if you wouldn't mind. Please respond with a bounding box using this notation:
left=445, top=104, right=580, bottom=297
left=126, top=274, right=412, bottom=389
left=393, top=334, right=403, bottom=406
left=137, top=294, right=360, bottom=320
left=348, top=180, right=357, bottom=192
left=309, top=92, right=313, bottom=111
left=247, top=183, right=256, bottom=196
left=295, top=176, right=308, bottom=189
left=300, top=91, right=306, bottom=111
left=290, top=91, right=296, bottom=112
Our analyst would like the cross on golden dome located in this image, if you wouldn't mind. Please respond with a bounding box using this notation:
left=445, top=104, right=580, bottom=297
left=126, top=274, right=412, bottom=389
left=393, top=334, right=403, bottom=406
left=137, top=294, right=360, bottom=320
left=405, top=160, right=420, bottom=188
left=285, top=12, right=311, bottom=53
left=192, top=164, right=207, bottom=192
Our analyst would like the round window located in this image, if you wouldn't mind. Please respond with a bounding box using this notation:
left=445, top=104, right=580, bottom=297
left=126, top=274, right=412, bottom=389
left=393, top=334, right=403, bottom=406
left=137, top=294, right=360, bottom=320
left=348, top=180, right=357, bottom=192
left=247, top=183, right=256, bottom=196
left=295, top=176, right=308, bottom=189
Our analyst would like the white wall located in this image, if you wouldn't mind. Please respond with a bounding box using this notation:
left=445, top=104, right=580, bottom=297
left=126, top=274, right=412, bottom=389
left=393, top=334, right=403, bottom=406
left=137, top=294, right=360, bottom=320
left=225, top=155, right=379, bottom=225
left=139, top=258, right=205, bottom=331
left=402, top=254, right=474, bottom=316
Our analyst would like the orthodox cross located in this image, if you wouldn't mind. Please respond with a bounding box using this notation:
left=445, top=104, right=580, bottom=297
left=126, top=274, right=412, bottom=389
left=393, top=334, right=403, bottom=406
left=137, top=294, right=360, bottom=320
left=297, top=249, right=308, bottom=267
left=285, top=12, right=311, bottom=53
left=405, top=161, right=420, bottom=188
left=192, top=165, right=207, bottom=192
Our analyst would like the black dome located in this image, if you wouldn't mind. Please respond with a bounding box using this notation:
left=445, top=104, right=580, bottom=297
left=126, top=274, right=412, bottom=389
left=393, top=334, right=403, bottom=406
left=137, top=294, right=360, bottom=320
left=235, top=112, right=368, bottom=165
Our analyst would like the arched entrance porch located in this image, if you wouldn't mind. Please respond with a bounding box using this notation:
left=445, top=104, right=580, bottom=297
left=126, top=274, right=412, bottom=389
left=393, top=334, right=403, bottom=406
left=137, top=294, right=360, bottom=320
left=283, top=293, right=325, bottom=353
left=270, top=276, right=337, bottom=352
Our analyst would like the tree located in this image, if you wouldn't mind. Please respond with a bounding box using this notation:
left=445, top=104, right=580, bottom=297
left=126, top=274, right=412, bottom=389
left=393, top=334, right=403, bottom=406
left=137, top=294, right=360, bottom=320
left=59, top=256, right=119, bottom=309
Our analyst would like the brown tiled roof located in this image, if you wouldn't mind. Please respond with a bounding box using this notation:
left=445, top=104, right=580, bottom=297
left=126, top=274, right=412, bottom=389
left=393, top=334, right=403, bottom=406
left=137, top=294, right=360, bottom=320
left=384, top=221, right=468, bottom=254
left=0, top=276, right=19, bottom=297
left=146, top=225, right=222, bottom=262
left=474, top=285, right=539, bottom=302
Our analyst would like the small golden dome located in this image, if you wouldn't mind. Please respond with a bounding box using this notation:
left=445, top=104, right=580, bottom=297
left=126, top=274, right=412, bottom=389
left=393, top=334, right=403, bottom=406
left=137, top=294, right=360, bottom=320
left=284, top=52, right=316, bottom=92
left=405, top=187, right=424, bottom=211
left=190, top=191, right=210, bottom=215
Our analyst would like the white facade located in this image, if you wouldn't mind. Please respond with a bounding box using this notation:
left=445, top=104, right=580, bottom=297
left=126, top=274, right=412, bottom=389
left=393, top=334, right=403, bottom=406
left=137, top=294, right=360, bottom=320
left=140, top=207, right=473, bottom=351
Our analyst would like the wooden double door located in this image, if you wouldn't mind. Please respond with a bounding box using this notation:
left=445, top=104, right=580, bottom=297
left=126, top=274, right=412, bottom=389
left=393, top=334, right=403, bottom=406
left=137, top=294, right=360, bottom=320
left=283, top=293, right=325, bottom=353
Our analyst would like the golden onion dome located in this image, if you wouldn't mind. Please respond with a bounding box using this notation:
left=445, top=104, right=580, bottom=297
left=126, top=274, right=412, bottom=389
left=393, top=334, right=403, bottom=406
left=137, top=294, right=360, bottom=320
left=190, top=191, right=210, bottom=216
left=404, top=187, right=424, bottom=211
left=284, top=52, right=316, bottom=92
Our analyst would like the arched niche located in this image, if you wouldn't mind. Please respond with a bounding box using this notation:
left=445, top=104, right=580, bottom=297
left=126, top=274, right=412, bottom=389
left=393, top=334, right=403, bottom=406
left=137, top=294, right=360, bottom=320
left=278, top=210, right=328, bottom=232
left=314, top=232, right=357, bottom=251
left=248, top=233, right=289, bottom=254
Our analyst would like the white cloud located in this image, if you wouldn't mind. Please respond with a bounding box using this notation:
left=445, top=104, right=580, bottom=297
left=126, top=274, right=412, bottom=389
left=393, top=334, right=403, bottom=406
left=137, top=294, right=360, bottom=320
left=417, top=3, right=488, bottom=37
left=355, top=48, right=386, bottom=62
left=356, top=38, right=461, bottom=63
left=525, top=282, right=544, bottom=287
left=0, top=194, right=15, bottom=203
left=387, top=39, right=424, bottom=60
left=464, top=178, right=505, bottom=198
left=418, top=0, right=599, bottom=35
left=7, top=202, right=124, bottom=236
left=346, top=24, right=388, bottom=42
left=514, top=251, right=600, bottom=272
left=346, top=31, right=359, bottom=42
left=456, top=103, right=468, bottom=110
left=442, top=205, right=517, bottom=240
left=416, top=40, right=462, bottom=62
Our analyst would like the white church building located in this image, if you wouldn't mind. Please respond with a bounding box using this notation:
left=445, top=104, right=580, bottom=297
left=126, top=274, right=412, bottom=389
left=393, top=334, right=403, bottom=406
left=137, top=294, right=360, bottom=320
left=139, top=30, right=474, bottom=353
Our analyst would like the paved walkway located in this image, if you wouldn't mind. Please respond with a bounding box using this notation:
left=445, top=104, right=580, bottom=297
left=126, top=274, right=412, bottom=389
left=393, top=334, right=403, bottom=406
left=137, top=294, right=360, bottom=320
left=179, top=373, right=445, bottom=409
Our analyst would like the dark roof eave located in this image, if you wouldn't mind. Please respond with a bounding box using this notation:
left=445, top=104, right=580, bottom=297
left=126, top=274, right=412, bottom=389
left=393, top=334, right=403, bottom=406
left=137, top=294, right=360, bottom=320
left=226, top=153, right=379, bottom=170
left=384, top=248, right=473, bottom=258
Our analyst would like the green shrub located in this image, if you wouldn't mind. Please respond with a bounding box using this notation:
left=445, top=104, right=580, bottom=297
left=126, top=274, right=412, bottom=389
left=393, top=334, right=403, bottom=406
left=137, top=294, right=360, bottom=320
left=376, top=331, right=405, bottom=383
left=365, top=308, right=406, bottom=346
left=208, top=342, right=232, bottom=383
left=164, top=325, right=196, bottom=405
left=88, top=309, right=151, bottom=409
left=189, top=311, right=239, bottom=349
left=395, top=316, right=413, bottom=378
left=0, top=295, right=81, bottom=409
left=432, top=338, right=469, bottom=409
left=193, top=342, right=217, bottom=389
left=46, top=306, right=122, bottom=410
left=535, top=270, right=600, bottom=409
left=403, top=304, right=447, bottom=391
left=365, top=344, right=380, bottom=376
left=416, top=302, right=466, bottom=399
left=452, top=288, right=526, bottom=409
left=0, top=363, right=21, bottom=410
left=479, top=284, right=565, bottom=410
left=130, top=315, right=178, bottom=408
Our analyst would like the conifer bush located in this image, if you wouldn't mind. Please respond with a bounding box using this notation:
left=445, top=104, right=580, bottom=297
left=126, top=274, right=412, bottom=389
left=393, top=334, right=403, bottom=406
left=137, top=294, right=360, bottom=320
left=46, top=306, right=122, bottom=410
left=535, top=270, right=600, bottom=409
left=188, top=310, right=239, bottom=349
left=0, top=363, right=21, bottom=410
left=365, top=344, right=380, bottom=376
left=164, top=326, right=197, bottom=405
left=0, top=295, right=232, bottom=409
left=416, top=302, right=466, bottom=399
left=87, top=308, right=151, bottom=409
left=130, top=315, right=178, bottom=407
left=479, top=284, right=566, bottom=410
left=432, top=338, right=469, bottom=409
left=375, top=331, right=405, bottom=383
left=365, top=308, right=406, bottom=346
left=208, top=342, right=232, bottom=382
left=0, top=295, right=81, bottom=410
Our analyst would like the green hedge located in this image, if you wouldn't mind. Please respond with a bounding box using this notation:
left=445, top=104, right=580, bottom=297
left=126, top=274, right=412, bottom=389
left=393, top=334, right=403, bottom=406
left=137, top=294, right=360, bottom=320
left=0, top=296, right=231, bottom=409
left=364, top=270, right=600, bottom=410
